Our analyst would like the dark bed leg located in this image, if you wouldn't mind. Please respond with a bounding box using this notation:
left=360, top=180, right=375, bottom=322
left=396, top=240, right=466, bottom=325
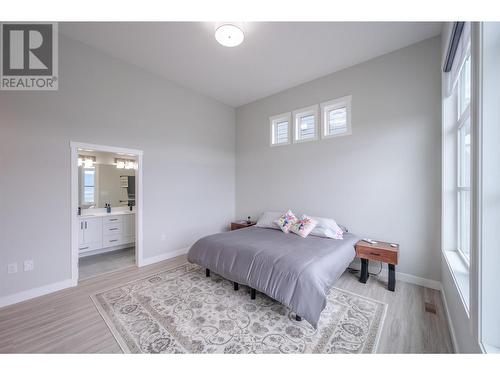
left=295, top=315, right=302, bottom=322
left=250, top=288, right=256, bottom=300
left=234, top=282, right=239, bottom=291
left=205, top=269, right=210, bottom=278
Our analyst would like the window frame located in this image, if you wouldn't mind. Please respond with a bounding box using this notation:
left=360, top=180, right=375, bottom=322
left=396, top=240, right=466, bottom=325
left=292, top=104, right=319, bottom=143
left=320, top=95, right=352, bottom=139
left=269, top=112, right=291, bottom=147
left=455, top=50, right=472, bottom=265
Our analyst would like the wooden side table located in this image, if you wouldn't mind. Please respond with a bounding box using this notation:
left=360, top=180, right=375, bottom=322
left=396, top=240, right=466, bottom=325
left=230, top=221, right=256, bottom=231
left=355, top=240, right=399, bottom=291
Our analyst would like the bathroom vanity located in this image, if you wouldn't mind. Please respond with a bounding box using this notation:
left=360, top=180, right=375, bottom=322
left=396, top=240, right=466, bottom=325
left=78, top=210, right=135, bottom=257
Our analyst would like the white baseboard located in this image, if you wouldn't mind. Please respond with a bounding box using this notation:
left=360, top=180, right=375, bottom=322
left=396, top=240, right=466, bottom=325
left=0, top=247, right=189, bottom=310
left=139, top=247, right=189, bottom=267
left=394, top=271, right=442, bottom=290
left=349, top=260, right=442, bottom=290
left=440, top=284, right=459, bottom=353
left=1, top=248, right=442, bottom=312
left=0, top=278, right=76, bottom=309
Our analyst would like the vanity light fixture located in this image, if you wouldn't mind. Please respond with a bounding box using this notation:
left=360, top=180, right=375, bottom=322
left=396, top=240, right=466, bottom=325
left=115, top=158, right=137, bottom=170
left=78, top=155, right=95, bottom=168
left=215, top=24, right=244, bottom=47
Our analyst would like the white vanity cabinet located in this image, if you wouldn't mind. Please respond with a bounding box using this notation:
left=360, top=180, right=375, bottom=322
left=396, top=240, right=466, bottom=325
left=79, top=212, right=135, bottom=256
left=102, top=214, right=135, bottom=248
left=78, top=217, right=103, bottom=253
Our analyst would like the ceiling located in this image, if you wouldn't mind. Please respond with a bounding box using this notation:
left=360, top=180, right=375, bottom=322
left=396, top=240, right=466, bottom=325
left=61, top=22, right=442, bottom=107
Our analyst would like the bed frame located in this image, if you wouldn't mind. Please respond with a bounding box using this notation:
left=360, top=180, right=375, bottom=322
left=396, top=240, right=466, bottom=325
left=205, top=268, right=302, bottom=321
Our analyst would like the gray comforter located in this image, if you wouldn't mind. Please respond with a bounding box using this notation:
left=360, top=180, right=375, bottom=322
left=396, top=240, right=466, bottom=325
left=187, top=226, right=359, bottom=328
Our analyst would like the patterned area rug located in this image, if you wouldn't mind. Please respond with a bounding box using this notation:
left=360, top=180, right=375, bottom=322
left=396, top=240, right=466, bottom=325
left=91, top=263, right=387, bottom=353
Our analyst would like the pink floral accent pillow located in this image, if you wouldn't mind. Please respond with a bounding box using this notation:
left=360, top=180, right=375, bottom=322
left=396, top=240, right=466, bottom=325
left=290, top=215, right=318, bottom=238
left=274, top=210, right=298, bottom=233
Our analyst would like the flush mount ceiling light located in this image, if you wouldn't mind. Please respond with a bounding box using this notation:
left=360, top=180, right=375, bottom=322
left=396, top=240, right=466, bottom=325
left=215, top=24, right=244, bottom=47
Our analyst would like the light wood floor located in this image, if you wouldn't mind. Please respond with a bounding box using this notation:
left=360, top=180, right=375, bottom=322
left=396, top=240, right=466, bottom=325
left=79, top=247, right=135, bottom=280
left=0, top=255, right=453, bottom=353
left=336, top=270, right=453, bottom=353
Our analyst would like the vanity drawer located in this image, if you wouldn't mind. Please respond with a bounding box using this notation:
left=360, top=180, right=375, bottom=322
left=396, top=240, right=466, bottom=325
left=103, top=216, right=123, bottom=224
left=103, top=235, right=123, bottom=247
left=103, top=221, right=123, bottom=234
left=79, top=242, right=101, bottom=253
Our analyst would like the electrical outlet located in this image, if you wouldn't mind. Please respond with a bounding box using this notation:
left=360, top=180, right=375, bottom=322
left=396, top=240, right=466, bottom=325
left=24, top=260, right=34, bottom=272
left=7, top=262, right=18, bottom=274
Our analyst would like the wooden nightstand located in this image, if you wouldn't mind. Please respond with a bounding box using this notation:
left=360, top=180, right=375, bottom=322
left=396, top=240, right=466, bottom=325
left=355, top=240, right=399, bottom=291
left=230, top=221, right=256, bottom=231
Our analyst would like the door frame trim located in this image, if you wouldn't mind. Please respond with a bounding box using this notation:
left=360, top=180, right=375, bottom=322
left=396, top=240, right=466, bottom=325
left=70, top=141, right=144, bottom=284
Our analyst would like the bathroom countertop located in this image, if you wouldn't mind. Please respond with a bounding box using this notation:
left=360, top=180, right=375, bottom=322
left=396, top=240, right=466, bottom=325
left=79, top=210, right=136, bottom=219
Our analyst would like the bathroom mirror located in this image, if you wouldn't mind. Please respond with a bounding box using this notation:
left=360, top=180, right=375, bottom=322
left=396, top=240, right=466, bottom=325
left=78, top=151, right=136, bottom=209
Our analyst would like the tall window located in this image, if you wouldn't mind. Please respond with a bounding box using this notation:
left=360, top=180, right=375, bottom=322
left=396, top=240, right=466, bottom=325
left=456, top=53, right=471, bottom=262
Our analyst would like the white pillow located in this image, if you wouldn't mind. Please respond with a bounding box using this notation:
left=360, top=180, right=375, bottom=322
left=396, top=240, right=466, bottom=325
left=255, top=211, right=283, bottom=230
left=274, top=210, right=298, bottom=233
left=307, top=215, right=344, bottom=240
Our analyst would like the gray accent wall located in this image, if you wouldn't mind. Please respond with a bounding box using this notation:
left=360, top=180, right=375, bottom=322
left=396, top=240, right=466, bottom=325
left=0, top=35, right=235, bottom=298
left=235, top=37, right=442, bottom=282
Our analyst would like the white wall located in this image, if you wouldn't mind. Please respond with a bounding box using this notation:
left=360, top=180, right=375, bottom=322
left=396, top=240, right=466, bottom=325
left=441, top=258, right=479, bottom=352
left=235, top=37, right=442, bottom=282
left=0, top=34, right=235, bottom=299
left=479, top=22, right=500, bottom=351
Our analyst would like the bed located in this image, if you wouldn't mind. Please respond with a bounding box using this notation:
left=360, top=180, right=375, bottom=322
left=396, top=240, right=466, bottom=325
left=187, top=226, right=359, bottom=328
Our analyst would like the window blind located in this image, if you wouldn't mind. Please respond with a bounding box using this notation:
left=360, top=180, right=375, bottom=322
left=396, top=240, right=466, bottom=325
left=445, top=22, right=471, bottom=96
left=327, top=107, right=347, bottom=135
left=298, top=115, right=315, bottom=140
left=275, top=120, right=289, bottom=144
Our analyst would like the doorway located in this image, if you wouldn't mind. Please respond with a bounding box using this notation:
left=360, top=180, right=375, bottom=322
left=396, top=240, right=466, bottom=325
left=70, top=142, right=143, bottom=283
